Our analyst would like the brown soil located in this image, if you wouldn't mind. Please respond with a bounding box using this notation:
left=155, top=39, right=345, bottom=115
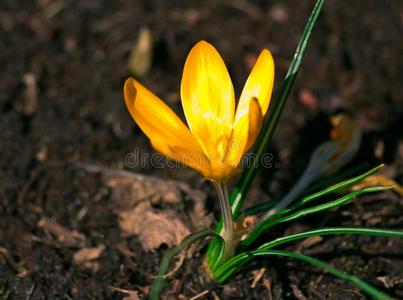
left=1, top=0, right=402, bottom=299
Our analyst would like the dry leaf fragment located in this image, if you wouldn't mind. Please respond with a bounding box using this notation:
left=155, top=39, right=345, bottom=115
left=377, top=275, right=403, bottom=289
left=73, top=245, right=105, bottom=272
left=73, top=245, right=105, bottom=265
left=116, top=243, right=136, bottom=258
left=298, top=88, right=319, bottom=111
left=37, top=217, right=86, bottom=248
left=81, top=164, right=211, bottom=230
left=296, top=236, right=323, bottom=251
left=106, top=175, right=182, bottom=209
left=128, top=27, right=153, bottom=77
left=119, top=201, right=190, bottom=252
left=80, top=165, right=210, bottom=251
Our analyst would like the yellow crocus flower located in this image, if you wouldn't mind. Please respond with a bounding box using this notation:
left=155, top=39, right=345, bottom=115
left=124, top=40, right=275, bottom=182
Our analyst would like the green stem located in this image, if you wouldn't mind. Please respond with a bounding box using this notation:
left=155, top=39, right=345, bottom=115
left=214, top=182, right=235, bottom=263
left=214, top=182, right=233, bottom=236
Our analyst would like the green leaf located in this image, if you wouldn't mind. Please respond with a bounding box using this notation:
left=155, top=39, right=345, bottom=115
left=304, top=162, right=369, bottom=195
left=259, top=164, right=383, bottom=226
left=208, top=0, right=326, bottom=266
left=244, top=164, right=380, bottom=216
left=258, top=227, right=403, bottom=250
left=244, top=198, right=279, bottom=215
left=240, top=186, right=391, bottom=248
left=216, top=250, right=391, bottom=300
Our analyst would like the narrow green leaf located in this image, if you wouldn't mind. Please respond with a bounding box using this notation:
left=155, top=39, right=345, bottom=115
left=231, top=0, right=325, bottom=220
left=244, top=164, right=379, bottom=216
left=254, top=250, right=391, bottom=300
left=214, top=227, right=403, bottom=281
left=304, top=162, right=369, bottom=195
left=214, top=249, right=392, bottom=299
left=258, top=227, right=403, bottom=250
left=260, top=165, right=383, bottom=225
left=244, top=198, right=278, bottom=215
left=240, top=186, right=391, bottom=248
left=289, top=165, right=383, bottom=209
left=208, top=0, right=326, bottom=265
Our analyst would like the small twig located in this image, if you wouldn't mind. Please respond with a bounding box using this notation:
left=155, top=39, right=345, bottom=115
left=251, top=267, right=266, bottom=288
left=17, top=168, right=42, bottom=204
left=212, top=291, right=221, bottom=300
left=263, top=278, right=273, bottom=300
left=314, top=274, right=324, bottom=286
left=25, top=283, right=35, bottom=300
left=189, top=290, right=209, bottom=300
left=109, top=286, right=140, bottom=298
left=290, top=281, right=308, bottom=300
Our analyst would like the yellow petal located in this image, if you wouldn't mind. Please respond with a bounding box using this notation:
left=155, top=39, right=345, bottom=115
left=180, top=40, right=235, bottom=162
left=245, top=98, right=263, bottom=150
left=124, top=78, right=209, bottom=174
left=205, top=162, right=239, bottom=182
left=225, top=97, right=261, bottom=167
left=150, top=139, right=210, bottom=176
left=238, top=49, right=275, bottom=116
left=226, top=49, right=274, bottom=166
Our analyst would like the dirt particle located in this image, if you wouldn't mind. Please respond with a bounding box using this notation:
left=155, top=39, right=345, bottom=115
left=37, top=217, right=86, bottom=248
